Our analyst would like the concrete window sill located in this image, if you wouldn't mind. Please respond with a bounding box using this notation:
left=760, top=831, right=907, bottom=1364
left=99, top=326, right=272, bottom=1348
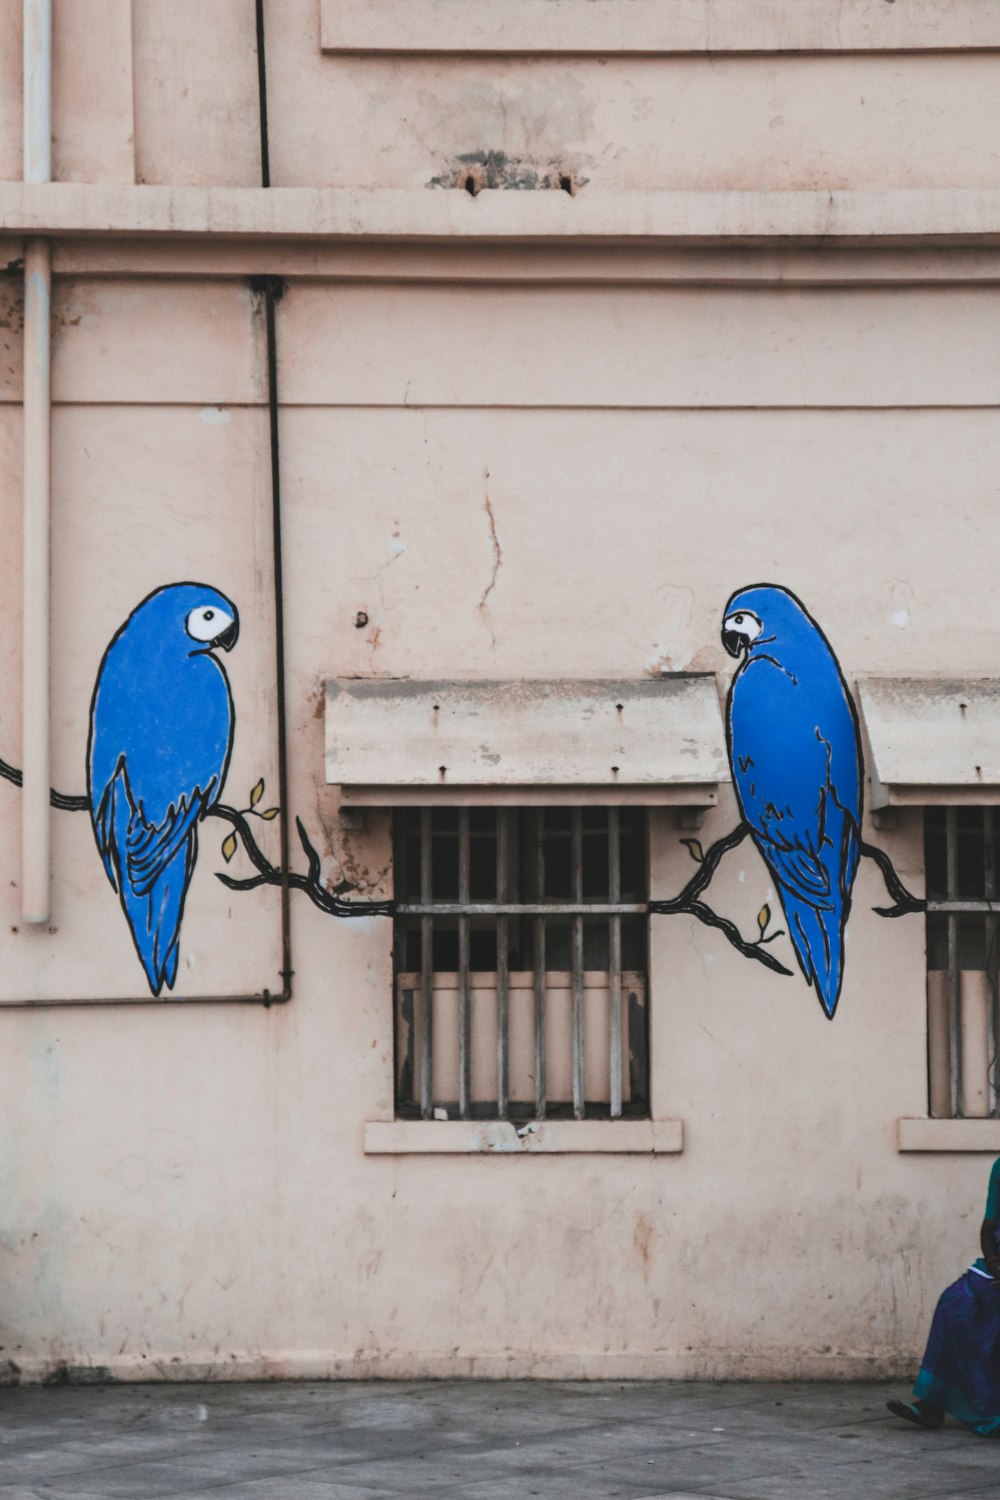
left=364, top=1119, right=683, bottom=1154
left=320, top=0, right=1000, bottom=56
left=898, top=1118, right=1000, bottom=1152
left=10, top=184, right=1000, bottom=252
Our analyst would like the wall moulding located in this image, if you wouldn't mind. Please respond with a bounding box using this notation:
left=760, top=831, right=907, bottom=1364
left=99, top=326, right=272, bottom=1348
left=320, top=0, right=1000, bottom=56
left=38, top=241, right=1000, bottom=290
left=9, top=185, right=1000, bottom=251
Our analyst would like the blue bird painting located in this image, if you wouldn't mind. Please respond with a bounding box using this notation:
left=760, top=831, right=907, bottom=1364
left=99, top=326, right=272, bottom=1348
left=87, top=583, right=239, bottom=996
left=722, top=584, right=863, bottom=1018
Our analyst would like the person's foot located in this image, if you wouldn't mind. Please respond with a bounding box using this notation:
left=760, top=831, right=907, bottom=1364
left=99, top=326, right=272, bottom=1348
left=887, top=1398, right=945, bottom=1430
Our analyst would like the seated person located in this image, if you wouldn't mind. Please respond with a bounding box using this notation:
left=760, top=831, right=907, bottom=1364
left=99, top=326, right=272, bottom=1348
left=888, top=1156, right=1000, bottom=1436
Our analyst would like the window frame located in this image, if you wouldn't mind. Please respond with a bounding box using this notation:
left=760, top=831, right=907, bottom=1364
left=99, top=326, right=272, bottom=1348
left=392, top=805, right=651, bottom=1125
left=924, top=806, right=1000, bottom=1121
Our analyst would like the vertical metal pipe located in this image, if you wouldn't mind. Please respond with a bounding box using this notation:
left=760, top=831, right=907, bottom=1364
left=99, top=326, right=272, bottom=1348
left=253, top=0, right=271, bottom=189
left=571, top=809, right=584, bottom=1120
left=420, top=809, right=433, bottom=1120
left=946, top=808, right=962, bottom=1118
left=23, top=0, right=52, bottom=185
left=608, top=809, right=623, bottom=1120
left=534, top=810, right=546, bottom=1120
left=21, top=238, right=51, bottom=925
left=496, top=809, right=509, bottom=1119
left=21, top=0, right=52, bottom=924
left=458, top=808, right=471, bottom=1119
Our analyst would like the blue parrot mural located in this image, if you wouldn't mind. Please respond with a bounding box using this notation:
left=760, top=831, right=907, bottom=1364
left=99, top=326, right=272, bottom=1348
left=722, top=584, right=863, bottom=1018
left=87, top=583, right=239, bottom=996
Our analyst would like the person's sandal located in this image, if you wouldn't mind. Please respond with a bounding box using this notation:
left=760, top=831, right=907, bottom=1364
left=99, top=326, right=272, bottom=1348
left=887, top=1399, right=944, bottom=1430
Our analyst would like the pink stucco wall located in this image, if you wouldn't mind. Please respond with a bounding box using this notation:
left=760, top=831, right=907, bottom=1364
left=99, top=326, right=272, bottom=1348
left=0, top=1, right=997, bottom=1380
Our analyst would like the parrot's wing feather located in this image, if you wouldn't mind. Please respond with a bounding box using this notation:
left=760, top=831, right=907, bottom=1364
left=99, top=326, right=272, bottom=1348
left=768, top=837, right=831, bottom=901
left=96, top=763, right=207, bottom=996
left=125, top=781, right=215, bottom=898
left=92, top=756, right=128, bottom=891
left=730, top=656, right=836, bottom=908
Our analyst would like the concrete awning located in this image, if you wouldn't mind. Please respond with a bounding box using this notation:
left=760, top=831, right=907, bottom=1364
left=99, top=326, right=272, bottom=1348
left=857, top=677, right=1000, bottom=808
left=326, top=676, right=729, bottom=806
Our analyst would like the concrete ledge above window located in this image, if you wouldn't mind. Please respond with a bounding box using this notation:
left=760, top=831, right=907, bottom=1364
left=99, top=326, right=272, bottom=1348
left=364, top=1119, right=683, bottom=1154
left=858, top=678, right=1000, bottom=811
left=898, top=1118, right=1000, bottom=1153
left=320, top=0, right=1000, bottom=56
left=11, top=185, right=1000, bottom=252
left=326, top=677, right=727, bottom=809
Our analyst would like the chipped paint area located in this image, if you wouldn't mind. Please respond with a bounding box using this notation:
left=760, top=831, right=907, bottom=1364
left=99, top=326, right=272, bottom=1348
left=428, top=150, right=587, bottom=195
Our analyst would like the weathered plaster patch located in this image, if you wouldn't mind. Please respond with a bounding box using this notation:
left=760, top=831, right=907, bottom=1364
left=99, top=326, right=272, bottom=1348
left=429, top=150, right=588, bottom=194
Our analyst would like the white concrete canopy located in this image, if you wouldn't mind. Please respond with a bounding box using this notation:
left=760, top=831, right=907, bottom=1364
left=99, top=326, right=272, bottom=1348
left=858, top=676, right=1000, bottom=808
left=326, top=676, right=728, bottom=805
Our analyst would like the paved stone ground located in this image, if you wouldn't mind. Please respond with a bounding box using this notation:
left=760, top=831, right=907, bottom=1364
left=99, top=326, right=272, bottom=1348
left=0, top=1380, right=995, bottom=1500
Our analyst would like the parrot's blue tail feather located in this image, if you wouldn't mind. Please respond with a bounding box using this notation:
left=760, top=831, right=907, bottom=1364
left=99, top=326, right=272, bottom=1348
left=782, top=889, right=845, bottom=1019
left=107, top=770, right=196, bottom=996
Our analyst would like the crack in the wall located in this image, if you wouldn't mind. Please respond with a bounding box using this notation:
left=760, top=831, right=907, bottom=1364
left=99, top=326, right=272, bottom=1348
left=478, top=469, right=503, bottom=649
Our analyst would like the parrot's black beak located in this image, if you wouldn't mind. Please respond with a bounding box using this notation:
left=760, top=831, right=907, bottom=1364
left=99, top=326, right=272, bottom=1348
left=722, top=628, right=745, bottom=659
left=212, top=618, right=239, bottom=652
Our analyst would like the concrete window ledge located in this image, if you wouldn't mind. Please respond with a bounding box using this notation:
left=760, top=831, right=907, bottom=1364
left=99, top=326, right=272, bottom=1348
left=364, top=1119, right=683, bottom=1154
left=898, top=1118, right=1000, bottom=1152
left=321, top=0, right=1000, bottom=56
left=9, top=184, right=1000, bottom=251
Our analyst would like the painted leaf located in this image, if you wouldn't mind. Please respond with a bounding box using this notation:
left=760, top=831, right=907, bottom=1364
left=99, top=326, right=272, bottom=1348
left=259, top=807, right=279, bottom=820
left=757, top=903, right=771, bottom=935
left=680, top=838, right=704, bottom=863
left=221, top=832, right=238, bottom=863
left=250, top=778, right=265, bottom=807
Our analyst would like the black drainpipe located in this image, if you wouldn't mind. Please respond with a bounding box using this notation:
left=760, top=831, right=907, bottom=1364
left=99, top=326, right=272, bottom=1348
left=252, top=0, right=292, bottom=997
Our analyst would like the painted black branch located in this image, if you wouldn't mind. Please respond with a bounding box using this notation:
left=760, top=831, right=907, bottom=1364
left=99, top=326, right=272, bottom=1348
left=688, top=898, right=794, bottom=977
left=211, top=804, right=392, bottom=919
left=649, top=821, right=794, bottom=975
left=649, top=819, right=925, bottom=972
left=0, top=754, right=392, bottom=918
left=860, top=838, right=926, bottom=918
left=0, top=756, right=89, bottom=811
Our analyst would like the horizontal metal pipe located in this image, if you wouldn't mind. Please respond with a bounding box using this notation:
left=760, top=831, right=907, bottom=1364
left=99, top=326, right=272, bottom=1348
left=396, top=903, right=647, bottom=916
left=929, top=900, right=1000, bottom=913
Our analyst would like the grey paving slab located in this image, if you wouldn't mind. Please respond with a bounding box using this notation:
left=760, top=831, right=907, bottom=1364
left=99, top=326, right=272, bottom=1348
left=37, top=1459, right=230, bottom=1498
left=0, top=1381, right=997, bottom=1500
left=103, top=1483, right=384, bottom=1500
left=0, top=1491, right=84, bottom=1500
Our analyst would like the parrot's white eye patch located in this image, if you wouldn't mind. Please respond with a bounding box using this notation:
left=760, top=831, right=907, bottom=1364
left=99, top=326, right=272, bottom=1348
left=186, top=605, right=234, bottom=643
left=724, top=610, right=763, bottom=643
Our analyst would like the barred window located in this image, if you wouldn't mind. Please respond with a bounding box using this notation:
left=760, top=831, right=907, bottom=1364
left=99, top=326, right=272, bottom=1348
left=393, top=808, right=650, bottom=1122
left=925, top=808, right=999, bottom=1118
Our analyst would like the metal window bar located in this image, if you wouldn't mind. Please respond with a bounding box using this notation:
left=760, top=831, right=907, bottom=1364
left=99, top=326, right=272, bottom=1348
left=458, top=808, right=471, bottom=1120
left=420, top=807, right=433, bottom=1120
left=534, top=809, right=547, bottom=1121
left=987, top=811, right=998, bottom=1115
left=496, top=809, right=510, bottom=1121
left=571, top=808, right=585, bottom=1120
left=394, top=807, right=649, bottom=1122
left=946, top=807, right=962, bottom=1118
left=925, top=807, right=1000, bottom=1120
left=608, top=808, right=623, bottom=1120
